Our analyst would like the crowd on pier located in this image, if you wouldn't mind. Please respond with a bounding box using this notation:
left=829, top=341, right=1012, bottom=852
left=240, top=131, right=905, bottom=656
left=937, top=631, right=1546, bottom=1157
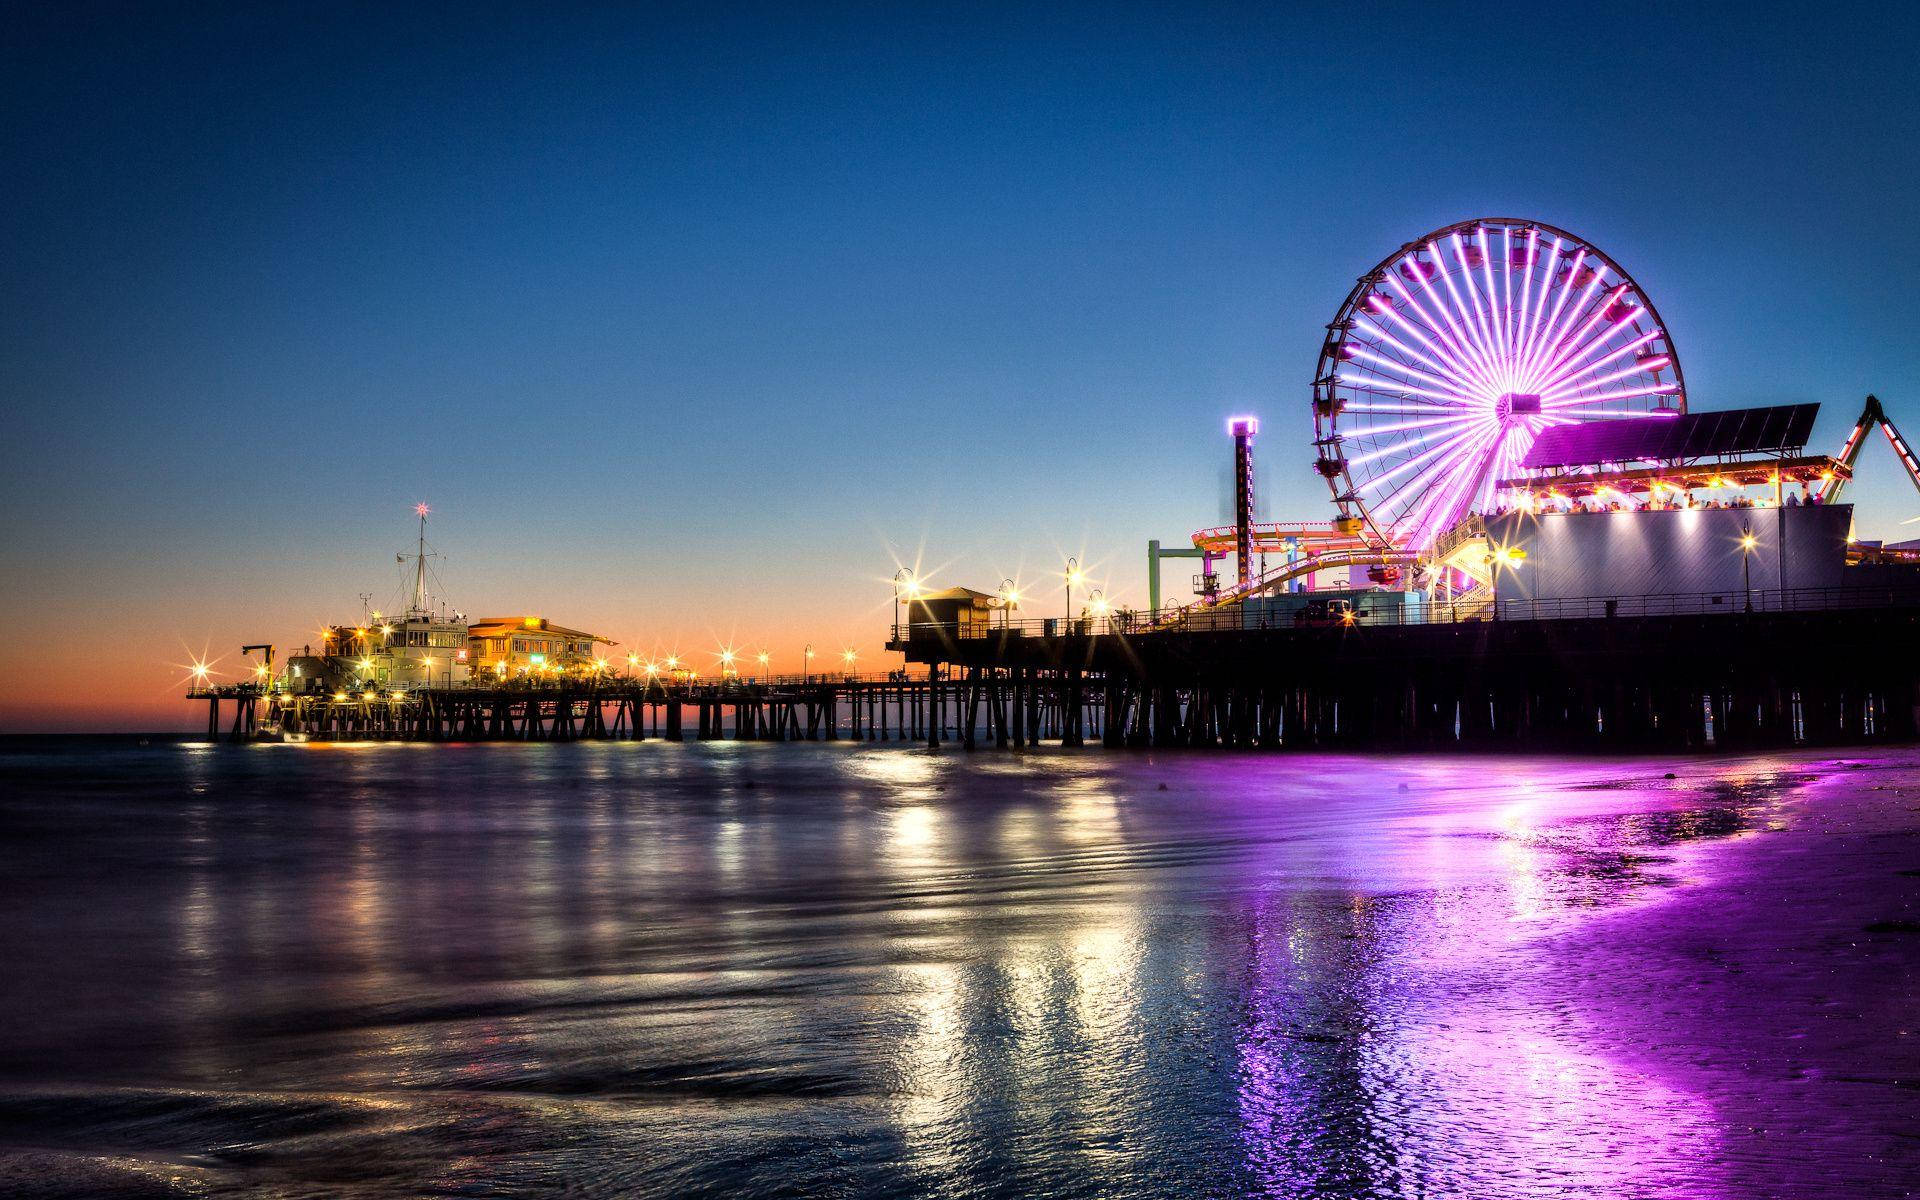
left=1491, top=488, right=1824, bottom=518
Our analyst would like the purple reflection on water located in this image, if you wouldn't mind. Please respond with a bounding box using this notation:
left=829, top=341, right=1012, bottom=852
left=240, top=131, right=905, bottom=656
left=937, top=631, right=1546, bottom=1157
left=0, top=740, right=1913, bottom=1197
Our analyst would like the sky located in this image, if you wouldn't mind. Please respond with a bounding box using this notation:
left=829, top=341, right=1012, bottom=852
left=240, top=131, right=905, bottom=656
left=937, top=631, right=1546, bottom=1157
left=5, top=2, right=1920, bottom=731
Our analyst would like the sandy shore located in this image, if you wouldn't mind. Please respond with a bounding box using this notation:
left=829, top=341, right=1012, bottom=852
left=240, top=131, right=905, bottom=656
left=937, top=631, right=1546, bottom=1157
left=1540, top=753, right=1920, bottom=1196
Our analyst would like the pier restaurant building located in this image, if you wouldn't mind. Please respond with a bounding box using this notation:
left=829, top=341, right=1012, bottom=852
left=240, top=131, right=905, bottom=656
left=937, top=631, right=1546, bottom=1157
left=466, top=616, right=615, bottom=677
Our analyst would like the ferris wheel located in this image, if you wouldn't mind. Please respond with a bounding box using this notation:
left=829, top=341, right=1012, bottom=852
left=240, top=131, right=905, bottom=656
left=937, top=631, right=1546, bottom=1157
left=1311, top=218, right=1685, bottom=552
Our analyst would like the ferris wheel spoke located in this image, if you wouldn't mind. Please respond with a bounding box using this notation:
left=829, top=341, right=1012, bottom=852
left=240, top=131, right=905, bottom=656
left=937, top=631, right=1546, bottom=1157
left=1453, top=427, right=1515, bottom=530
left=1393, top=423, right=1505, bottom=536
left=1486, top=424, right=1534, bottom=509
left=1385, top=270, right=1490, bottom=392
left=1477, top=227, right=1507, bottom=380
left=1341, top=344, right=1477, bottom=399
left=1513, top=228, right=1536, bottom=363
left=1345, top=415, right=1483, bottom=468
left=1535, top=284, right=1629, bottom=384
left=1523, top=248, right=1590, bottom=382
left=1519, top=248, right=1592, bottom=383
left=1389, top=448, right=1474, bottom=530
left=1340, top=382, right=1477, bottom=411
left=1545, top=384, right=1681, bottom=408
left=1344, top=412, right=1483, bottom=439
left=1501, top=226, right=1518, bottom=372
left=1362, top=427, right=1493, bottom=505
left=1344, top=349, right=1474, bottom=399
left=1339, top=361, right=1479, bottom=407
left=1351, top=313, right=1477, bottom=391
left=1536, top=328, right=1660, bottom=397
left=1413, top=248, right=1503, bottom=389
left=1537, top=406, right=1672, bottom=419
left=1469, top=432, right=1508, bottom=515
left=1470, top=228, right=1513, bottom=384
left=1364, top=293, right=1485, bottom=395
left=1532, top=276, right=1618, bottom=386
left=1434, top=239, right=1506, bottom=387
left=1540, top=355, right=1667, bottom=404
left=1337, top=402, right=1479, bottom=416
left=1382, top=450, right=1474, bottom=528
left=1361, top=420, right=1496, bottom=501
left=1521, top=235, right=1563, bottom=378
left=1445, top=232, right=1506, bottom=381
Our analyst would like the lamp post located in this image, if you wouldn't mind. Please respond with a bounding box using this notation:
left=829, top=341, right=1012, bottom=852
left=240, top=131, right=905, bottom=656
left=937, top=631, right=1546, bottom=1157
left=893, top=567, right=915, bottom=640
left=804, top=644, right=814, bottom=682
left=757, top=650, right=770, bottom=680
left=1065, top=557, right=1084, bottom=631
left=1740, top=530, right=1757, bottom=613
left=1089, top=588, right=1108, bottom=633
left=999, top=577, right=1018, bottom=629
left=1485, top=545, right=1526, bottom=620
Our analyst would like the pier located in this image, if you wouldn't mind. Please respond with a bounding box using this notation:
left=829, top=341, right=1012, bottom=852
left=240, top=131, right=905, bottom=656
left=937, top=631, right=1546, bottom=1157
left=191, top=582, right=1920, bottom=752
left=891, top=587, right=1920, bottom=752
left=190, top=673, right=1105, bottom=746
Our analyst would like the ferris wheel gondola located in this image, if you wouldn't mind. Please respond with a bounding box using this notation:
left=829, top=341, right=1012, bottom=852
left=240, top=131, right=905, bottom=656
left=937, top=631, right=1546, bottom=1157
left=1311, top=218, right=1685, bottom=552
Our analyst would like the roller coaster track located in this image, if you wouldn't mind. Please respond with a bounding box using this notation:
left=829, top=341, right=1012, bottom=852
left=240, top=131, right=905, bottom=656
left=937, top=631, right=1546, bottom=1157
left=1154, top=545, right=1421, bottom=628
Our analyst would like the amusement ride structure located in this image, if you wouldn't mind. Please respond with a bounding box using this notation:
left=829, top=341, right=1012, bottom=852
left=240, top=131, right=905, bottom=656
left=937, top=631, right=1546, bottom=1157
left=1315, top=217, right=1684, bottom=548
left=1158, top=216, right=1920, bottom=621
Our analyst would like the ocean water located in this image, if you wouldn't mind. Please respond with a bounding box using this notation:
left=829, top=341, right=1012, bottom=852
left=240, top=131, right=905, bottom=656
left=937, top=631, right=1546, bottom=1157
left=0, top=738, right=1914, bottom=1198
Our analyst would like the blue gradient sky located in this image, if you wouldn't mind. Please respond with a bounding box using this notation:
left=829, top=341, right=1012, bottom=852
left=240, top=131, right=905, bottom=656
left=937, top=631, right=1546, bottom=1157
left=5, top=2, right=1920, bottom=729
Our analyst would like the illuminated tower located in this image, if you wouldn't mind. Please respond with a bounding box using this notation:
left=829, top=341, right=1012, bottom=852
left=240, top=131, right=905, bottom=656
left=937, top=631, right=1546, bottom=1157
left=1228, top=416, right=1258, bottom=590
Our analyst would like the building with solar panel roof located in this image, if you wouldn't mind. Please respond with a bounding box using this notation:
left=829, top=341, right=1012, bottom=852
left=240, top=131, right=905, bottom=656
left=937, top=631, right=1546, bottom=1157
left=1462, top=402, right=1865, bottom=614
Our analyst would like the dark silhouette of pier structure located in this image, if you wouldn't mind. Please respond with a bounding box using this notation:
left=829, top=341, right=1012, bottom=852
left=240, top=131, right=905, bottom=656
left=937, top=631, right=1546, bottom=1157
left=192, top=584, right=1920, bottom=752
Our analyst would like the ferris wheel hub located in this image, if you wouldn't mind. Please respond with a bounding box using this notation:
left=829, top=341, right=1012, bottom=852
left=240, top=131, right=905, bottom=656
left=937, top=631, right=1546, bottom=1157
left=1496, top=393, right=1542, bottom=420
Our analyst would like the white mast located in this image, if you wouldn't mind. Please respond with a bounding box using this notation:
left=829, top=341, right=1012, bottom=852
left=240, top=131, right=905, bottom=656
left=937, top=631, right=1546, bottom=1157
left=411, top=503, right=430, bottom=616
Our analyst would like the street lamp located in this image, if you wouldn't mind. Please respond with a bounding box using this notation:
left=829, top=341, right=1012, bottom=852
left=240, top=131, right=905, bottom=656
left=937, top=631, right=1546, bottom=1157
left=757, top=650, right=770, bottom=679
left=1485, top=544, right=1527, bottom=620
left=841, top=648, right=857, bottom=677
left=893, top=567, right=917, bottom=639
left=1740, top=529, right=1758, bottom=612
left=1065, top=557, right=1084, bottom=629
left=999, top=577, right=1018, bottom=629
left=804, top=643, right=814, bottom=681
left=1089, top=588, right=1108, bottom=632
